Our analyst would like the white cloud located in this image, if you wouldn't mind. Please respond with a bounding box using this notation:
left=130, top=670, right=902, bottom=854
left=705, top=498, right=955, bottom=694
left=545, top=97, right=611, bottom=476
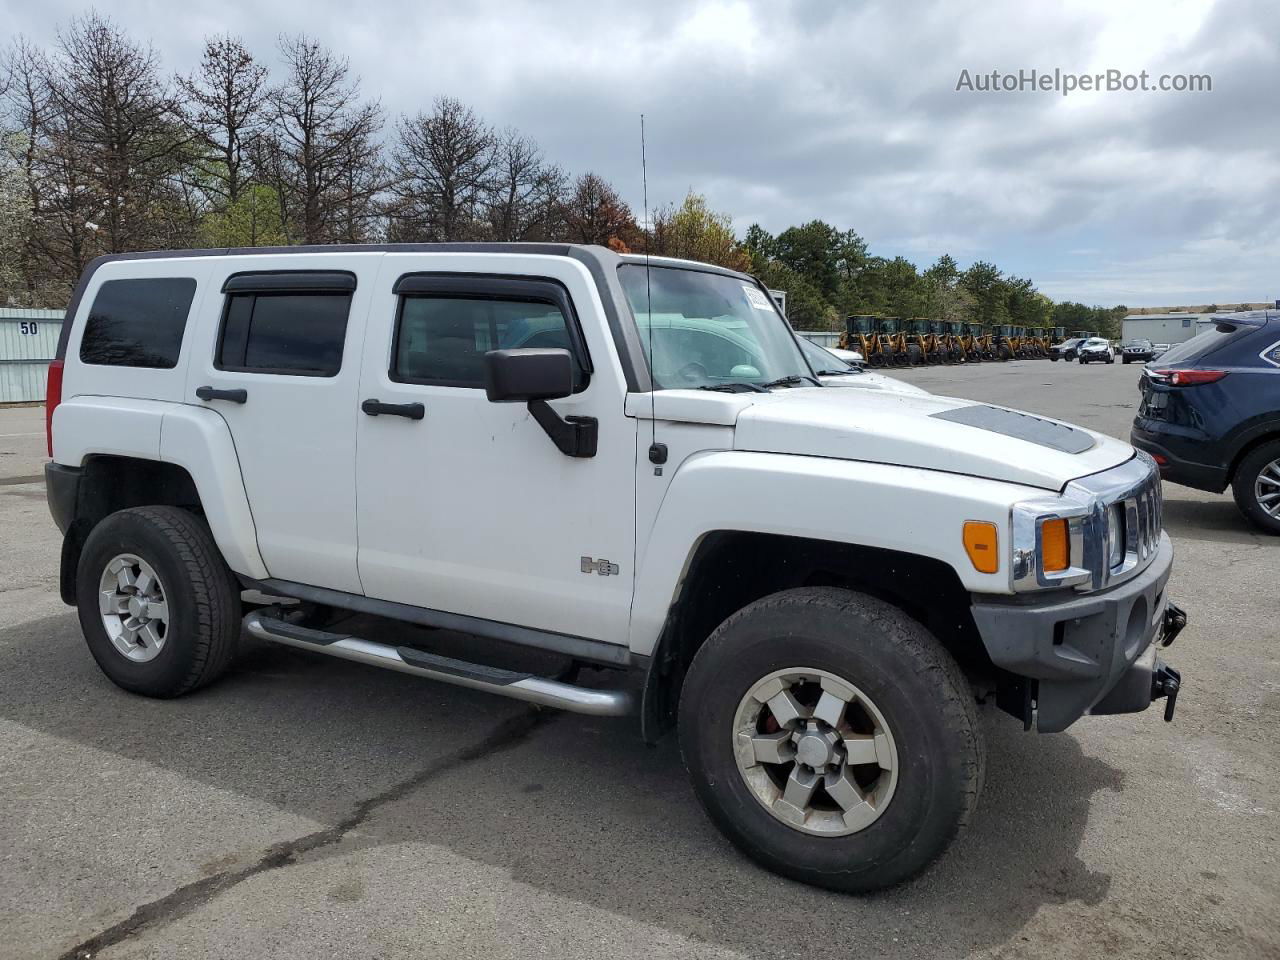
left=3, top=0, right=1277, bottom=305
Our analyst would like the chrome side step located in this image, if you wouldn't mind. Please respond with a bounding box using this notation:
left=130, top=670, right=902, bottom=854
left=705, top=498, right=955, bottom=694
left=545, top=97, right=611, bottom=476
left=243, top=609, right=634, bottom=717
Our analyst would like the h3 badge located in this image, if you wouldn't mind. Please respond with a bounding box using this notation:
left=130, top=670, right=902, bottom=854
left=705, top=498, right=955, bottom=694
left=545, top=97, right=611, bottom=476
left=580, top=556, right=620, bottom=577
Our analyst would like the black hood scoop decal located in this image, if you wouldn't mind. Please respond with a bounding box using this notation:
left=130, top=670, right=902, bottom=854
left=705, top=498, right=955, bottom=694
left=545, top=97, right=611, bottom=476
left=931, top=404, right=1096, bottom=454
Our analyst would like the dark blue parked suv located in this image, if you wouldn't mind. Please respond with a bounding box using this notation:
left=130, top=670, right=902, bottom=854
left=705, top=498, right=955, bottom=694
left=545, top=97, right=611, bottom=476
left=1131, top=311, right=1280, bottom=534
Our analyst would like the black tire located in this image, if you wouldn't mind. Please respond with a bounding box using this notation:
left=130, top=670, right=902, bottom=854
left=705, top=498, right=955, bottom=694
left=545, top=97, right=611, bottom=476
left=1231, top=440, right=1280, bottom=535
left=76, top=506, right=241, bottom=697
left=1050, top=356, right=1058, bottom=361
left=998, top=345, right=1013, bottom=361
left=1122, top=357, right=1131, bottom=364
left=678, top=587, right=984, bottom=893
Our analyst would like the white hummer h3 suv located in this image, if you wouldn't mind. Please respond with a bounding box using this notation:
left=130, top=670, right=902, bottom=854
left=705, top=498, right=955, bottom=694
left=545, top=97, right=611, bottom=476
left=44, top=243, right=1186, bottom=892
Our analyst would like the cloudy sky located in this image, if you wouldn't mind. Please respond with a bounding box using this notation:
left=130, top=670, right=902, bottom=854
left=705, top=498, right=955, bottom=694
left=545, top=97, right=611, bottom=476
left=6, top=0, right=1278, bottom=306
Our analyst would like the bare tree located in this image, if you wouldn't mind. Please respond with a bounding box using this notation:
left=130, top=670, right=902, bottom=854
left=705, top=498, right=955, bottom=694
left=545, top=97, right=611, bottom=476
left=387, top=96, right=494, bottom=242
left=1, top=39, right=55, bottom=300
left=325, top=130, right=386, bottom=243
left=263, top=34, right=384, bottom=244
left=177, top=35, right=268, bottom=207
left=47, top=13, right=191, bottom=255
left=561, top=172, right=638, bottom=248
left=484, top=128, right=566, bottom=241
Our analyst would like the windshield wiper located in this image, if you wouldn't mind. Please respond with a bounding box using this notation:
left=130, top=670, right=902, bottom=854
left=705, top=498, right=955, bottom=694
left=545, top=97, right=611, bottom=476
left=760, top=374, right=820, bottom=389
left=814, top=367, right=856, bottom=376
left=697, top=382, right=769, bottom=393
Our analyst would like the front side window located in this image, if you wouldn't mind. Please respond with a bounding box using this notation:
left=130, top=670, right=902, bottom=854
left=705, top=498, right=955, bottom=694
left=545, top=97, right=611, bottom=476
left=217, top=292, right=352, bottom=376
left=618, top=264, right=813, bottom=390
left=392, top=296, right=585, bottom=389
left=80, top=277, right=197, bottom=368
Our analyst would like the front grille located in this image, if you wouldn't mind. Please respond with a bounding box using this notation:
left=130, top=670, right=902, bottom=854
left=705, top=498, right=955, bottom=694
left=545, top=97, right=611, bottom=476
left=1122, top=464, right=1163, bottom=569
left=1068, top=454, right=1165, bottom=591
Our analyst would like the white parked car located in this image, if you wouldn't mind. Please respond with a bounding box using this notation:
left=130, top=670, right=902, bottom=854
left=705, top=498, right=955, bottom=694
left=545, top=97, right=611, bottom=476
left=44, top=244, right=1185, bottom=893
left=824, top=345, right=864, bottom=365
left=798, top=338, right=928, bottom=395
left=1077, top=337, right=1115, bottom=364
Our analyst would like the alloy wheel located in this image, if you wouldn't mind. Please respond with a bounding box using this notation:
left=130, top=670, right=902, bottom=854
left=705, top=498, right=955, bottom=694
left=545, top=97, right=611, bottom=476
left=1255, top=458, right=1280, bottom=519
left=733, top=668, right=898, bottom=836
left=98, top=553, right=170, bottom=663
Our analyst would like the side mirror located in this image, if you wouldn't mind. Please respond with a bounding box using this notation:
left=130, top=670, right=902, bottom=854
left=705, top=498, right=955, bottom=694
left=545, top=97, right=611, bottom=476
left=483, top=348, right=573, bottom=403
left=483, top=350, right=576, bottom=401
left=483, top=348, right=596, bottom=459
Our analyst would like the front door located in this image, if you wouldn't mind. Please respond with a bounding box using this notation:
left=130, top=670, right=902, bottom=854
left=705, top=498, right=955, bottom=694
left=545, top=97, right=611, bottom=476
left=354, top=253, right=637, bottom=644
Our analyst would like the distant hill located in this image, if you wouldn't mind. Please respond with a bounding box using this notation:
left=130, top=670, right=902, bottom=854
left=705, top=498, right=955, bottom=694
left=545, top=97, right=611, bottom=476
left=1126, top=302, right=1271, bottom=315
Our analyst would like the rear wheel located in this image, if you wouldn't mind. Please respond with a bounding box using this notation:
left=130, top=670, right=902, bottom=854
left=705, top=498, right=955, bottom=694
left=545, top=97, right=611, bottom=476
left=1232, top=440, right=1280, bottom=535
left=76, top=506, right=241, bottom=697
left=678, top=588, right=983, bottom=893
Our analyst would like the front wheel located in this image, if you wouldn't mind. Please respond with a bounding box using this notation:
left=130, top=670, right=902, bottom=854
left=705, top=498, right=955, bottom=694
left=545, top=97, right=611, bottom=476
left=678, top=588, right=984, bottom=893
left=1232, top=440, right=1280, bottom=535
left=76, top=506, right=242, bottom=697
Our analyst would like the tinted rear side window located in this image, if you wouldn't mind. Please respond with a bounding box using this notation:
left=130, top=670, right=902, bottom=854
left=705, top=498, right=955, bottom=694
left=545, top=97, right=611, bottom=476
left=80, top=277, right=197, bottom=368
left=217, top=292, right=351, bottom=376
left=1155, top=327, right=1247, bottom=366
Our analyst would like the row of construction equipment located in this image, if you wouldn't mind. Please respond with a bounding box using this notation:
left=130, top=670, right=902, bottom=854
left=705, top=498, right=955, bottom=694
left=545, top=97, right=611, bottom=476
left=837, top=317, right=1091, bottom=367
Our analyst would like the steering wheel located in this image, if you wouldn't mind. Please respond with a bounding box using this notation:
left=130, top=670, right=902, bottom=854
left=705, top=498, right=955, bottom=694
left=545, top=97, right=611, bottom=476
left=676, top=361, right=708, bottom=383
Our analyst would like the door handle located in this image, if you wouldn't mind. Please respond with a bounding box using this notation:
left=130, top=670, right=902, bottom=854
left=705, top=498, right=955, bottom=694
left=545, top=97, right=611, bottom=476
left=361, top=398, right=425, bottom=420
left=196, top=386, right=248, bottom=404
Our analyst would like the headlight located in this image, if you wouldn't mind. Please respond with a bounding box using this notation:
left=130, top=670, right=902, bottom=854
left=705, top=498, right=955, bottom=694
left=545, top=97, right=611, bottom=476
left=1011, top=456, right=1163, bottom=594
left=1011, top=498, right=1092, bottom=592
left=1107, top=502, right=1125, bottom=569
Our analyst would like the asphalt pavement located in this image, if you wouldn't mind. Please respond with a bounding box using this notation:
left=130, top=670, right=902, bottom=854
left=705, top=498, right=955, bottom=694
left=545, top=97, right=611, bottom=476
left=0, top=360, right=1276, bottom=960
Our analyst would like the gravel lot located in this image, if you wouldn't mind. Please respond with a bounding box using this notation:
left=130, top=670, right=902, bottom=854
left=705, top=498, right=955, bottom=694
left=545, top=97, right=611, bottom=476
left=1, top=361, right=1276, bottom=960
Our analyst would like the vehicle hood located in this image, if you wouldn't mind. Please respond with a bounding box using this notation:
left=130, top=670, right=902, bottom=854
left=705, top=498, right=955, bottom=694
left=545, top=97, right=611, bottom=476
left=730, top=387, right=1133, bottom=491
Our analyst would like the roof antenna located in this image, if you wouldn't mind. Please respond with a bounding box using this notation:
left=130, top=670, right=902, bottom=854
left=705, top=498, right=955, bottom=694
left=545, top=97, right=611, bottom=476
left=642, top=114, right=667, bottom=475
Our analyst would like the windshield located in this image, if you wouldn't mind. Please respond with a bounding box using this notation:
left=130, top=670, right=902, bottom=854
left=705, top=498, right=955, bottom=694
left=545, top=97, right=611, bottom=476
left=798, top=337, right=860, bottom=375
left=618, top=264, right=814, bottom=389
left=1126, top=340, right=1152, bottom=348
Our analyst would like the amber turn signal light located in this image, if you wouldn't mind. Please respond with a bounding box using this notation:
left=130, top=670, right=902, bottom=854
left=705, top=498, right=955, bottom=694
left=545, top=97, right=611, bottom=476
left=1041, top=518, right=1070, bottom=572
left=962, top=521, right=999, bottom=574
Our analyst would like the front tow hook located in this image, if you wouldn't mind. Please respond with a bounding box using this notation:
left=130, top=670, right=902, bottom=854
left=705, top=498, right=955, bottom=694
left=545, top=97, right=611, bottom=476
left=1151, top=664, right=1181, bottom=722
left=1161, top=601, right=1187, bottom=647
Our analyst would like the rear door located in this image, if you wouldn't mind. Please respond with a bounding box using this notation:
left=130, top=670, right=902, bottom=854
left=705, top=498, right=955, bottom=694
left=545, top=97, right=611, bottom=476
left=353, top=253, right=638, bottom=644
left=185, top=254, right=380, bottom=594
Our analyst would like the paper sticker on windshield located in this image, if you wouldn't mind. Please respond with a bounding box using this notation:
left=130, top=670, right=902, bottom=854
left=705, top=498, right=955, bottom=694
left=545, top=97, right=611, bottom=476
left=742, top=285, right=775, bottom=312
